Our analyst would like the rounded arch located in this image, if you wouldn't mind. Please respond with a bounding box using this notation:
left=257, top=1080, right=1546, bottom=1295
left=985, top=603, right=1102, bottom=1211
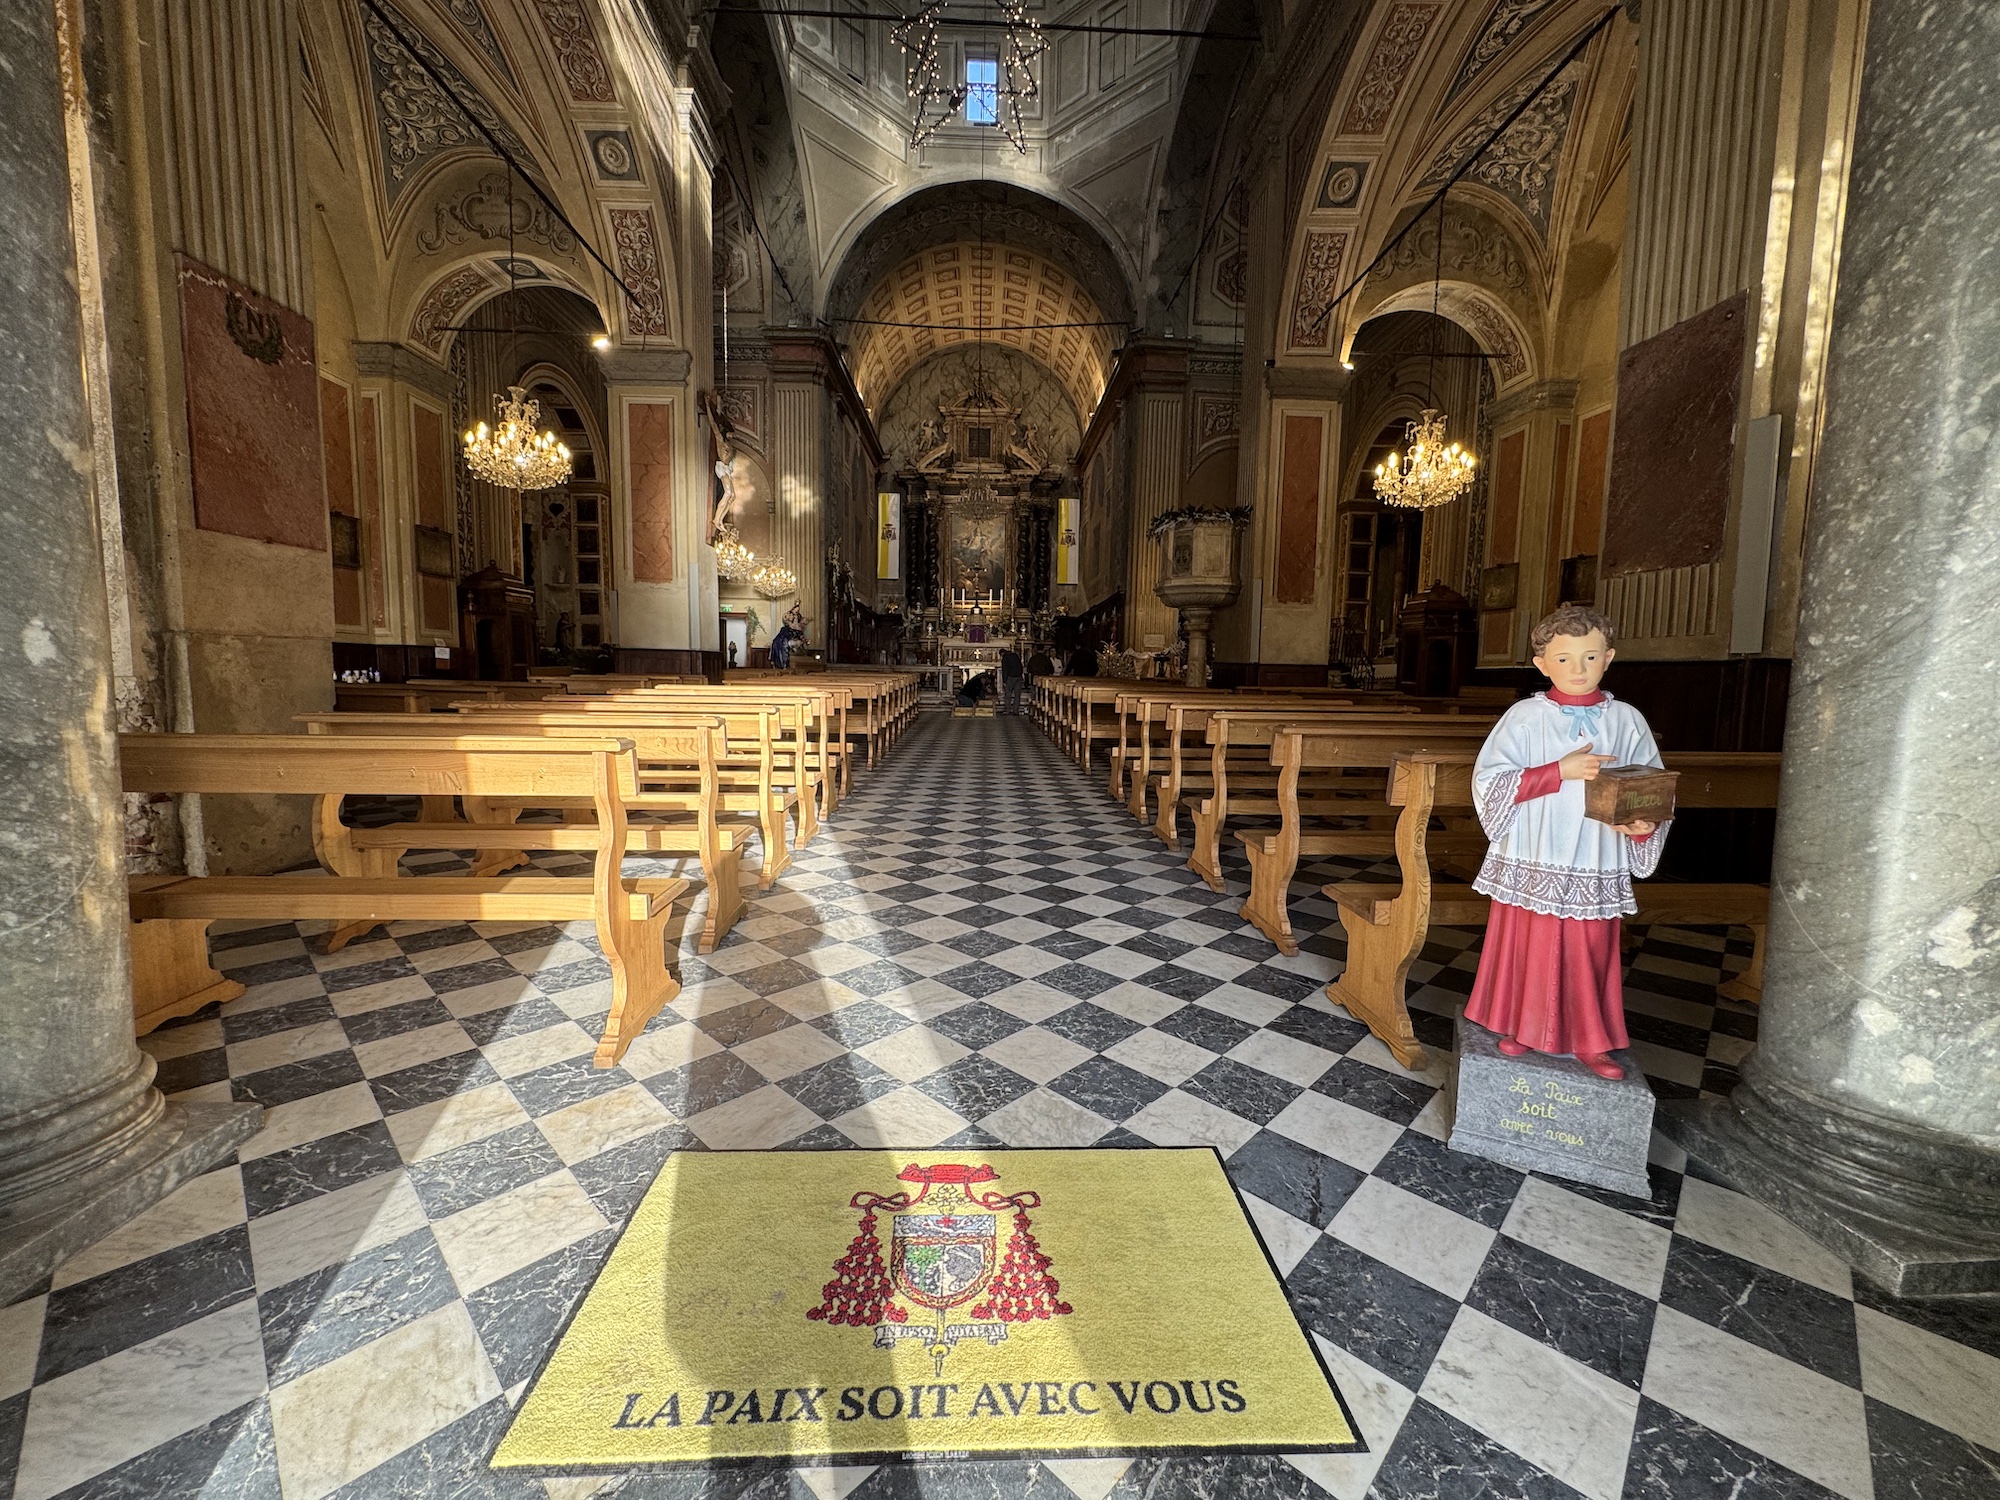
left=399, top=252, right=608, bottom=362
left=514, top=359, right=608, bottom=475
left=823, top=181, right=1135, bottom=332
left=1350, top=279, right=1535, bottom=392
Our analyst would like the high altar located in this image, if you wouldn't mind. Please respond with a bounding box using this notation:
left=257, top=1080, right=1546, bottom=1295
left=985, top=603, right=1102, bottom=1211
left=898, top=376, right=1061, bottom=683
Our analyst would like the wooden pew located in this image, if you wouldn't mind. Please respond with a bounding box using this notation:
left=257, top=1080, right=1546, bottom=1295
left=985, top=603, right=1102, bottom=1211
left=1238, top=720, right=1500, bottom=954
left=732, top=669, right=918, bottom=767
left=300, top=711, right=750, bottom=952
left=457, top=685, right=838, bottom=830
left=437, top=699, right=808, bottom=876
left=121, top=734, right=688, bottom=1068
left=1179, top=706, right=1484, bottom=884
left=332, top=679, right=556, bottom=714
left=1322, top=750, right=1783, bottom=1069
left=1065, top=681, right=1145, bottom=771
left=129, top=897, right=244, bottom=1035
left=631, top=683, right=848, bottom=811
left=1112, top=689, right=1364, bottom=823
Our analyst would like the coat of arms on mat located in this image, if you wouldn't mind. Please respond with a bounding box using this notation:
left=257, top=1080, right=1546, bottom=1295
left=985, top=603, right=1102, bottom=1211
left=807, top=1163, right=1072, bottom=1376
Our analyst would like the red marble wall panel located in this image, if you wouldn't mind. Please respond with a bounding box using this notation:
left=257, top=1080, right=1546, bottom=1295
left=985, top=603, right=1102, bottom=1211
left=422, top=576, right=454, bottom=636
left=177, top=256, right=326, bottom=549
left=628, top=400, right=677, bottom=583
left=357, top=393, right=387, bottom=629
left=1603, top=292, right=1746, bottom=575
left=332, top=568, right=363, bottom=627
left=412, top=404, right=448, bottom=529
left=319, top=377, right=356, bottom=515
left=1273, top=413, right=1324, bottom=604
left=1572, top=409, right=1612, bottom=555
left=1490, top=429, right=1527, bottom=564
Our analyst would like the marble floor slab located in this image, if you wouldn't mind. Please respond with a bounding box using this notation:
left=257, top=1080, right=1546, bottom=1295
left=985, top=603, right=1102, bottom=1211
left=6, top=712, right=1997, bottom=1500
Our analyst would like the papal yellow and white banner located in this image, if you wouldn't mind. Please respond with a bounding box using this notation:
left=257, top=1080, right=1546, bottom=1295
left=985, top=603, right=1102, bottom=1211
left=878, top=492, right=901, bottom=581
left=1056, top=496, right=1079, bottom=586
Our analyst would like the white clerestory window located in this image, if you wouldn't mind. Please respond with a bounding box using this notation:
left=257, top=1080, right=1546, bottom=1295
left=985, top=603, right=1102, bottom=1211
left=965, top=53, right=999, bottom=124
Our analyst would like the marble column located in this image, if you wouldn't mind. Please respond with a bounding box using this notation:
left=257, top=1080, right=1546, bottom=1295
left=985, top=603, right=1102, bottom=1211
left=1661, top=3, right=2000, bottom=1296
left=0, top=0, right=259, bottom=1301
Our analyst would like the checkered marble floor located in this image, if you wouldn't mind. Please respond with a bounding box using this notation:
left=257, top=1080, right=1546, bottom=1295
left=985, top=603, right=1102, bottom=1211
left=6, top=711, right=1998, bottom=1500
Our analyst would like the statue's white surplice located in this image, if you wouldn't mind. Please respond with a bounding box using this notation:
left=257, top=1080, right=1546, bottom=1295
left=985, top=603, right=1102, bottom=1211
left=1470, top=692, right=1671, bottom=920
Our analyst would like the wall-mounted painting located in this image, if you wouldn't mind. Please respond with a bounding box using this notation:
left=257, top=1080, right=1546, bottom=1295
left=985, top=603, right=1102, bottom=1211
left=949, top=513, right=1009, bottom=596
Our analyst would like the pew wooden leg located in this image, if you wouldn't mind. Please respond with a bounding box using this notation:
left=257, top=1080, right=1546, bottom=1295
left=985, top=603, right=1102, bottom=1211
left=312, top=792, right=401, bottom=951
left=699, top=839, right=747, bottom=954
left=129, top=918, right=244, bottom=1034
left=323, top=920, right=381, bottom=954
left=593, top=906, right=680, bottom=1068
left=1126, top=772, right=1150, bottom=823
left=1152, top=784, right=1182, bottom=849
left=758, top=800, right=793, bottom=888
left=1326, top=904, right=1429, bottom=1071
left=1716, top=918, right=1767, bottom=1004
left=1238, top=832, right=1302, bottom=955
left=1186, top=803, right=1227, bottom=892
left=463, top=796, right=530, bottom=878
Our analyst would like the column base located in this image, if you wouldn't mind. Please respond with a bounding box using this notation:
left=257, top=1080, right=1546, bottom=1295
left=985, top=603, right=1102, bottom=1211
left=1661, top=1094, right=2000, bottom=1299
left=0, top=1100, right=261, bottom=1303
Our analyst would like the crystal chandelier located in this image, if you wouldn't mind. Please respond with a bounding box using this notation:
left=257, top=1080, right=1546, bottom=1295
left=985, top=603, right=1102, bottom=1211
left=1374, top=408, right=1476, bottom=509
left=1373, top=196, right=1477, bottom=510
left=463, top=385, right=572, bottom=490
left=751, top=555, right=798, bottom=599
left=713, top=523, right=756, bottom=581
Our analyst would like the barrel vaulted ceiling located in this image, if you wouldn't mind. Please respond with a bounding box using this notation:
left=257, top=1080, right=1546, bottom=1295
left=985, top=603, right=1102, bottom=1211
left=846, top=242, right=1116, bottom=423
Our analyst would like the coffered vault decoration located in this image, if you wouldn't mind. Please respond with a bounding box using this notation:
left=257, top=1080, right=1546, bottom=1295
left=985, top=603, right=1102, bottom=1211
left=360, top=0, right=536, bottom=208
left=845, top=242, right=1117, bottom=425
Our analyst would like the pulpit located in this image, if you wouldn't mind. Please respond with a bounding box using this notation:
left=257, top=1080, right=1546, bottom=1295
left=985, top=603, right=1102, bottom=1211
left=460, top=563, right=537, bottom=681
left=1153, top=510, right=1247, bottom=687
left=1394, top=585, right=1476, bottom=696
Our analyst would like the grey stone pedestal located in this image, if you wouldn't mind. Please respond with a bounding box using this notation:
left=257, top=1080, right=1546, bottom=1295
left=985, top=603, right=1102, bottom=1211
left=1448, top=1019, right=1654, bottom=1197
left=0, top=1101, right=261, bottom=1298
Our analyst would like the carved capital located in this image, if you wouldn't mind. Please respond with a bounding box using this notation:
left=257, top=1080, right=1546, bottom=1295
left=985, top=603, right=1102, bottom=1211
left=351, top=341, right=454, bottom=400
left=1486, top=377, right=1580, bottom=427
left=600, top=348, right=693, bottom=384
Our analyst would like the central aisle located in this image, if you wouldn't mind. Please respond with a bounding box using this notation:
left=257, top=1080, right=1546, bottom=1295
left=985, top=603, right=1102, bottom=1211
left=15, top=713, right=1991, bottom=1500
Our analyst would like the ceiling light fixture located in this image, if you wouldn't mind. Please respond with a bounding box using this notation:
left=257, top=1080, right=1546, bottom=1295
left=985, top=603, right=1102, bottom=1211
left=893, top=0, right=1044, bottom=153
left=1374, top=196, right=1475, bottom=510
left=462, top=173, right=571, bottom=492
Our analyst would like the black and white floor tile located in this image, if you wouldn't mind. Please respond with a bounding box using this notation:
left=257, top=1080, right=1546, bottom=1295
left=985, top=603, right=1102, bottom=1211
left=5, top=711, right=1997, bottom=1499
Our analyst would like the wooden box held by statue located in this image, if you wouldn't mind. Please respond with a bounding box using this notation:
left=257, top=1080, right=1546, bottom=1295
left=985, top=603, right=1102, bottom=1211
left=1585, top=766, right=1678, bottom=826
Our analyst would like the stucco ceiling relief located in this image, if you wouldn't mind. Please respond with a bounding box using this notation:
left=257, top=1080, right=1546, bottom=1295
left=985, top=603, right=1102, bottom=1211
left=1445, top=0, right=1565, bottom=103
left=408, top=259, right=502, bottom=356
left=1338, top=2, right=1446, bottom=137
left=848, top=241, right=1114, bottom=424
left=529, top=0, right=617, bottom=104
left=607, top=205, right=672, bottom=338
left=1417, top=57, right=1584, bottom=240
left=360, top=1, right=536, bottom=208
left=431, top=0, right=514, bottom=83
left=1287, top=228, right=1351, bottom=352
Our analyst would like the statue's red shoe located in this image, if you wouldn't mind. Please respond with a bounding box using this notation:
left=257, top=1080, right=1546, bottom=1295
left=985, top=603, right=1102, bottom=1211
left=1497, top=1038, right=1531, bottom=1057
left=1578, top=1052, right=1624, bottom=1080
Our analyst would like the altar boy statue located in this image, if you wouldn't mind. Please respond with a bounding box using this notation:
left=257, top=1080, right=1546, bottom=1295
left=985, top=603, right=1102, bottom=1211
left=1464, top=605, right=1668, bottom=1080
